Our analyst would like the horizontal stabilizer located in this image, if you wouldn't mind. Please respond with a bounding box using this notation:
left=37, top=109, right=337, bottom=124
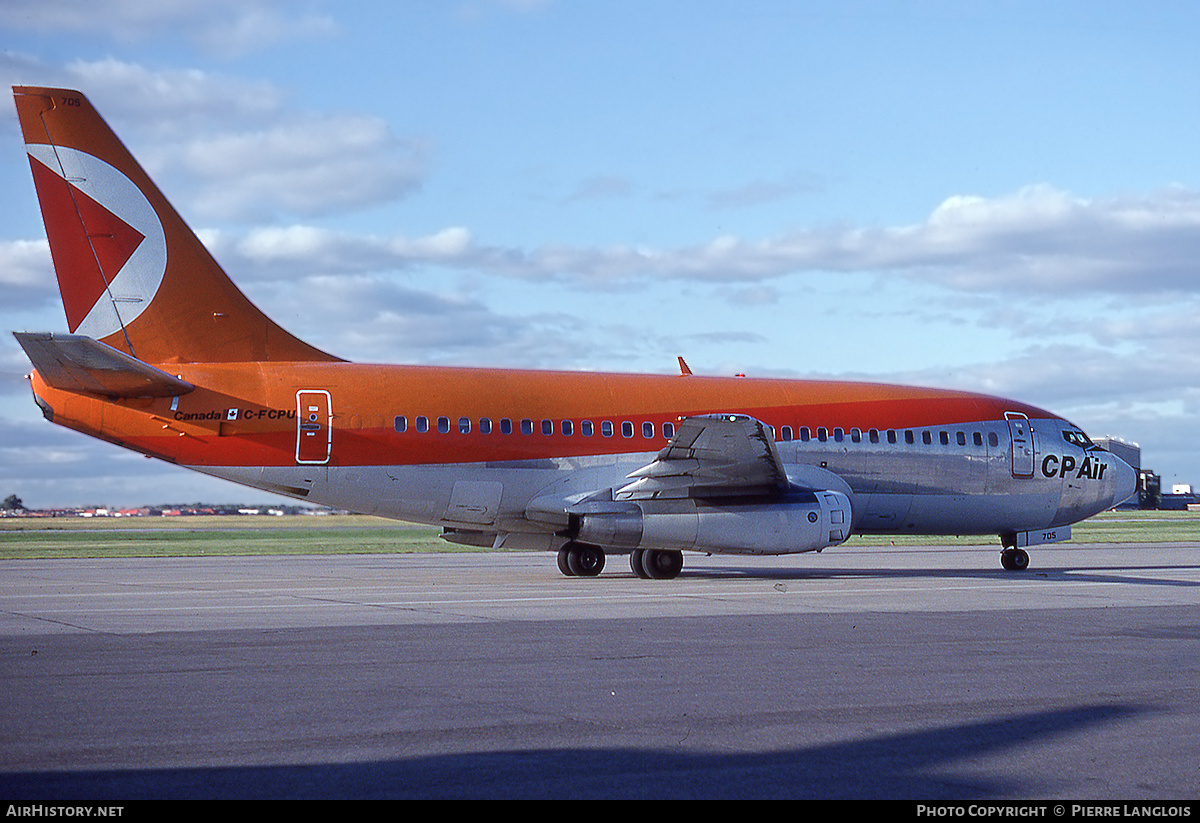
left=13, top=332, right=195, bottom=398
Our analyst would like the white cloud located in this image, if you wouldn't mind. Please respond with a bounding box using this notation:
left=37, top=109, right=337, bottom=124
left=237, top=272, right=592, bottom=368
left=0, top=1, right=337, bottom=56
left=194, top=183, right=1200, bottom=295
left=178, top=116, right=429, bottom=219
left=5, top=60, right=432, bottom=221
left=61, top=59, right=285, bottom=126
left=226, top=226, right=472, bottom=278
left=0, top=239, right=51, bottom=290
left=0, top=239, right=55, bottom=310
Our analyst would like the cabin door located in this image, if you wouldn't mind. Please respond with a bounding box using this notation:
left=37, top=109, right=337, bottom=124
left=296, top=390, right=332, bottom=464
left=1005, top=412, right=1035, bottom=479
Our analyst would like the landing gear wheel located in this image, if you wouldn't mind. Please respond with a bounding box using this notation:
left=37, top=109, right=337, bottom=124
left=1000, top=547, right=1030, bottom=571
left=557, top=547, right=574, bottom=576
left=561, top=543, right=605, bottom=577
left=630, top=549, right=650, bottom=579
left=640, top=548, right=683, bottom=580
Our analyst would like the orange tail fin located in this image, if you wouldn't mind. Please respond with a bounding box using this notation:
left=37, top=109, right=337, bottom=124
left=13, top=86, right=340, bottom=365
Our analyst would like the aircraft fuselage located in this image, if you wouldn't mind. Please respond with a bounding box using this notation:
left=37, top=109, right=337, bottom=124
left=28, top=361, right=1136, bottom=554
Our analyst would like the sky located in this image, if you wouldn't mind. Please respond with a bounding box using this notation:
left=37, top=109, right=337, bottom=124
left=2, top=0, right=1199, bottom=508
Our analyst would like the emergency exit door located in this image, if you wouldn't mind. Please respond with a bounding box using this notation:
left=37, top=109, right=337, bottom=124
left=296, top=390, right=332, bottom=464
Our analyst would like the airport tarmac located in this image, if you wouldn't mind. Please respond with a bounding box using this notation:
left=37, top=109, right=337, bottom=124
left=1, top=542, right=1198, bottom=799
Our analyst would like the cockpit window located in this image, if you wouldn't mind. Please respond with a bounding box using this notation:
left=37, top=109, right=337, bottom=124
left=1062, top=429, right=1095, bottom=450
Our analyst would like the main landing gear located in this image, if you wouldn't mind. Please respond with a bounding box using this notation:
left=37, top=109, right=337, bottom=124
left=630, top=548, right=684, bottom=580
left=557, top=542, right=684, bottom=579
left=557, top=542, right=605, bottom=577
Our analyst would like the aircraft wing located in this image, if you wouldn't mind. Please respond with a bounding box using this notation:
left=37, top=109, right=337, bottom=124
left=14, top=332, right=196, bottom=398
left=524, top=413, right=792, bottom=531
left=614, top=413, right=789, bottom=500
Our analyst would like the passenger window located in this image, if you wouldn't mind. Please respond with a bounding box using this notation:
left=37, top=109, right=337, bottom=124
left=922, top=431, right=932, bottom=445
left=781, top=425, right=793, bottom=442
left=500, top=418, right=513, bottom=435
left=642, top=421, right=654, bottom=438
left=521, top=419, right=534, bottom=435
left=989, top=432, right=999, bottom=447
left=851, top=428, right=861, bottom=443
left=581, top=420, right=594, bottom=437
left=905, top=431, right=914, bottom=444
left=458, top=417, right=470, bottom=434
left=416, top=416, right=429, bottom=433
left=562, top=420, right=573, bottom=436
left=817, top=427, right=828, bottom=442
left=480, top=418, right=492, bottom=434
left=887, top=430, right=897, bottom=444
left=869, top=429, right=880, bottom=444
left=973, top=432, right=983, bottom=447
left=394, top=416, right=407, bottom=433
left=622, top=421, right=634, bottom=438
left=438, top=416, right=450, bottom=434
left=939, top=431, right=949, bottom=445
left=833, top=428, right=844, bottom=443
left=957, top=431, right=967, bottom=446
left=541, top=419, right=554, bottom=435
left=601, top=421, right=614, bottom=437
left=800, top=427, right=811, bottom=442
left=663, top=422, right=675, bottom=439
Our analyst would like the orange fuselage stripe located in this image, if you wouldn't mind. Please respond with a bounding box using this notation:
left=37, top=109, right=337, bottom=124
left=31, top=363, right=1053, bottom=468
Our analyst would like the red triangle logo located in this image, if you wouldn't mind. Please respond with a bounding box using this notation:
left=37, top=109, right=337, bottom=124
left=29, top=156, right=146, bottom=332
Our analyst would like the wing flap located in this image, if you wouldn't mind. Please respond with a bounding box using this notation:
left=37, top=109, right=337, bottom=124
left=14, top=331, right=195, bottom=398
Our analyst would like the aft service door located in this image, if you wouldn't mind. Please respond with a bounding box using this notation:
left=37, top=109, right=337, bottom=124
left=296, top=390, right=332, bottom=464
left=1006, top=412, right=1034, bottom=479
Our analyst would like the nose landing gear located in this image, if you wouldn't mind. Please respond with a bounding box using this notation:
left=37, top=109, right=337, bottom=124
left=1000, top=546, right=1030, bottom=571
left=999, top=532, right=1031, bottom=571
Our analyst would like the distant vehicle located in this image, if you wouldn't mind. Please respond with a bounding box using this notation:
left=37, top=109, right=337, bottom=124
left=11, top=86, right=1137, bottom=578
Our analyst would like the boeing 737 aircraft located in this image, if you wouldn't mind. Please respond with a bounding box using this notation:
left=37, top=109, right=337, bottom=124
left=11, top=86, right=1137, bottom=578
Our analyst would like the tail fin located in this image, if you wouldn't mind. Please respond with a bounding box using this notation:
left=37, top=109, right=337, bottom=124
left=12, top=86, right=340, bottom=365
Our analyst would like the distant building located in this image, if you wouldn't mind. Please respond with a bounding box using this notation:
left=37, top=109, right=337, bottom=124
left=1137, top=470, right=1161, bottom=510
left=1093, top=436, right=1140, bottom=471
left=1158, top=478, right=1196, bottom=511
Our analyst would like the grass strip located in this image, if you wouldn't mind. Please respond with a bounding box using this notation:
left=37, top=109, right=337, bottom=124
left=1, top=511, right=1198, bottom=560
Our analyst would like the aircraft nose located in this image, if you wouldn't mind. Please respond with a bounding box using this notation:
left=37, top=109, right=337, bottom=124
left=1108, top=455, right=1138, bottom=509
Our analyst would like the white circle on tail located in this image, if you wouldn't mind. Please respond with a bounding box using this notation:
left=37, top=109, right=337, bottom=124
left=26, top=144, right=167, bottom=341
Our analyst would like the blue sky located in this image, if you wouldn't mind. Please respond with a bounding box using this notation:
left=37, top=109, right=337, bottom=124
left=2, top=0, right=1199, bottom=507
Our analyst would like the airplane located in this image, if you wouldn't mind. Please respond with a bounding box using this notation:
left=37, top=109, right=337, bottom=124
left=10, top=85, right=1138, bottom=579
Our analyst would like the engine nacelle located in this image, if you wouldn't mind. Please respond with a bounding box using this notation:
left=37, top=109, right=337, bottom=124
left=574, top=490, right=852, bottom=556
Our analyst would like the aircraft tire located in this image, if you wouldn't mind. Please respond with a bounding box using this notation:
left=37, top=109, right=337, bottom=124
left=557, top=547, right=575, bottom=576
left=630, top=549, right=650, bottom=579
left=566, top=543, right=605, bottom=577
left=640, top=548, right=683, bottom=580
left=1000, top=548, right=1030, bottom=571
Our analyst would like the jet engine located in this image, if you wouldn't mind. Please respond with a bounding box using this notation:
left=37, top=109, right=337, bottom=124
left=571, top=490, right=852, bottom=556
